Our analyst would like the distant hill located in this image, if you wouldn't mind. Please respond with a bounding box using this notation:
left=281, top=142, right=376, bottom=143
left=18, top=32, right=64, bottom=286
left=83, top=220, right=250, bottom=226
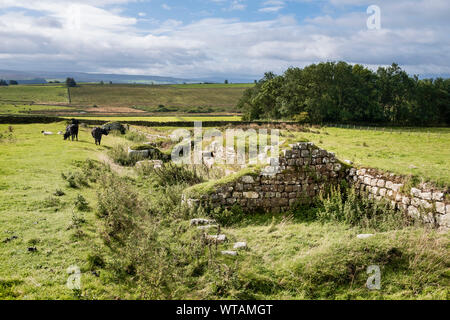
left=0, top=70, right=200, bottom=85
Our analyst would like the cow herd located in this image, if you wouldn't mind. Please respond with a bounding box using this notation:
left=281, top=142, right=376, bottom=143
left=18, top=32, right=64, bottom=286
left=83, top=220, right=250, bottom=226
left=61, top=119, right=110, bottom=145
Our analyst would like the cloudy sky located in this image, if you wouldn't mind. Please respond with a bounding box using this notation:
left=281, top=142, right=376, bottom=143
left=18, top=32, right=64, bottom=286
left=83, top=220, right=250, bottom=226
left=0, top=0, right=449, bottom=80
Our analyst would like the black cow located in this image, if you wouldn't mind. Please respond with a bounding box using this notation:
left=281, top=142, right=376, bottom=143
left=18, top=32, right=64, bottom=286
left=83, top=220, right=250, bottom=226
left=64, top=124, right=79, bottom=141
left=91, top=127, right=109, bottom=145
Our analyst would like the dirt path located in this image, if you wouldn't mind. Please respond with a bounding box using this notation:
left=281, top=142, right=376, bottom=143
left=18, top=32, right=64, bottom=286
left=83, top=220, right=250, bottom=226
left=97, top=152, right=136, bottom=177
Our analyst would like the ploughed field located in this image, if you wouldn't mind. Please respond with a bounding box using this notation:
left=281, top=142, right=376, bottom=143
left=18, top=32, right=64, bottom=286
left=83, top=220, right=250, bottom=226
left=0, top=122, right=448, bottom=299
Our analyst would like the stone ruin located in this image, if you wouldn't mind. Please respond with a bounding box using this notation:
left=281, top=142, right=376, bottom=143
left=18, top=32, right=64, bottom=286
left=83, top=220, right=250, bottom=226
left=183, top=142, right=449, bottom=230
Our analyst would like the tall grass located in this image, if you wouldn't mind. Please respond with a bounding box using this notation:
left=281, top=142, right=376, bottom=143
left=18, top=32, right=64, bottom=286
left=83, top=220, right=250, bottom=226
left=317, top=186, right=410, bottom=231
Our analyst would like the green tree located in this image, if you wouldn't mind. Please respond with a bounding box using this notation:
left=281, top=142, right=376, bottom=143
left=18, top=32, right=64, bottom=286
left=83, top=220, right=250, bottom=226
left=66, top=77, right=77, bottom=87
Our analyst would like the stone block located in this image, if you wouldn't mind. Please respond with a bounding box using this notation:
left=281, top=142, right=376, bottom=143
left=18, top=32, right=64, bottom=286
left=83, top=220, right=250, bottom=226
left=410, top=188, right=421, bottom=197
left=376, top=179, right=385, bottom=188
left=241, top=175, right=255, bottom=184
left=436, top=202, right=445, bottom=214
left=243, top=192, right=259, bottom=199
left=420, top=192, right=432, bottom=200
left=432, top=192, right=444, bottom=201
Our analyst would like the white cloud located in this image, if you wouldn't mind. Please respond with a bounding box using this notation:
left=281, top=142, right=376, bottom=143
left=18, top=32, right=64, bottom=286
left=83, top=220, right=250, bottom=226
left=259, top=6, right=284, bottom=13
left=0, top=0, right=448, bottom=78
left=161, top=4, right=171, bottom=10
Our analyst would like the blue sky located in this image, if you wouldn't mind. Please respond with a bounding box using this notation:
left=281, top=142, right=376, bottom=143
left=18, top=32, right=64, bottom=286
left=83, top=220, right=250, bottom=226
left=0, top=0, right=449, bottom=80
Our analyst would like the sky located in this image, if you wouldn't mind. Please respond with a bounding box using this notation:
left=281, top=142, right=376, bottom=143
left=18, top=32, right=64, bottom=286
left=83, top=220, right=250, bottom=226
left=0, top=0, right=449, bottom=81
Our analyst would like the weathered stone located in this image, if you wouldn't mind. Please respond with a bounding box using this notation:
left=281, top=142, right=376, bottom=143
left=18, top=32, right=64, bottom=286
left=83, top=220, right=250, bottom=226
left=436, top=214, right=450, bottom=227
left=420, top=200, right=432, bottom=210
left=197, top=225, right=218, bottom=230
left=190, top=218, right=215, bottom=226
left=379, top=188, right=387, bottom=197
left=410, top=188, right=421, bottom=197
left=385, top=181, right=394, bottom=189
left=402, top=196, right=410, bottom=205
left=411, top=197, right=421, bottom=207
left=357, top=234, right=374, bottom=239
left=356, top=169, right=366, bottom=176
left=376, top=179, right=385, bottom=188
left=432, top=192, right=444, bottom=201
left=206, top=234, right=227, bottom=243
left=233, top=242, right=248, bottom=250
left=241, top=175, right=255, bottom=184
left=407, top=206, right=419, bottom=218
left=221, top=250, right=237, bottom=256
left=420, top=192, right=432, bottom=201
left=243, top=191, right=259, bottom=199
left=436, top=202, right=445, bottom=214
left=369, top=186, right=377, bottom=195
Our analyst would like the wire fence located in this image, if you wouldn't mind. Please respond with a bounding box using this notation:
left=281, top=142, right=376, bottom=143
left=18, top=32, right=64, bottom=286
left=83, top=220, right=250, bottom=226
left=323, top=123, right=448, bottom=138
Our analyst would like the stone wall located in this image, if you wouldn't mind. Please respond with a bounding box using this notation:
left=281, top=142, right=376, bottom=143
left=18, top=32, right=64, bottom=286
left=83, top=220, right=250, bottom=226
left=348, top=168, right=449, bottom=229
left=185, top=141, right=449, bottom=229
left=190, top=142, right=348, bottom=213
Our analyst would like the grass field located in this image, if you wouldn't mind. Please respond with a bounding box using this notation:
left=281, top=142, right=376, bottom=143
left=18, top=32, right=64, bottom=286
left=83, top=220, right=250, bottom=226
left=0, top=122, right=448, bottom=300
left=65, top=115, right=242, bottom=122
left=284, top=126, right=450, bottom=186
left=0, top=85, right=68, bottom=104
left=0, top=123, right=136, bottom=299
left=0, top=83, right=250, bottom=116
left=69, top=84, right=249, bottom=112
left=0, top=104, right=74, bottom=115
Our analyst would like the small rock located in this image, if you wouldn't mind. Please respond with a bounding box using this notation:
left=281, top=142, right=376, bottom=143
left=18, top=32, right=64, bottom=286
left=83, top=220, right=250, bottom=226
left=190, top=218, right=216, bottom=226
left=197, top=225, right=218, bottom=230
left=233, top=242, right=247, bottom=250
left=344, top=160, right=353, bottom=165
left=205, top=234, right=227, bottom=243
left=356, top=234, right=374, bottom=239
left=27, top=247, right=37, bottom=252
left=243, top=191, right=259, bottom=199
left=241, top=176, right=254, bottom=184
left=221, top=251, right=237, bottom=256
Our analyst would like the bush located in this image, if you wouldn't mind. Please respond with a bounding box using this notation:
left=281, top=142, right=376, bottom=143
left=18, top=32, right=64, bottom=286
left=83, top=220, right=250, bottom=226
left=143, top=162, right=204, bottom=187
left=108, top=144, right=143, bottom=166
left=293, top=112, right=310, bottom=123
left=61, top=171, right=89, bottom=188
left=74, top=194, right=90, bottom=212
left=124, top=131, right=147, bottom=143
left=317, top=186, right=408, bottom=231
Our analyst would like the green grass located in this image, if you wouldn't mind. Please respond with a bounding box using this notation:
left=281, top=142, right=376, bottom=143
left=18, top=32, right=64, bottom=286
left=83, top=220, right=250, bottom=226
left=65, top=115, right=242, bottom=122
left=220, top=215, right=449, bottom=299
left=168, top=83, right=255, bottom=89
left=0, top=122, right=448, bottom=300
left=0, top=104, right=74, bottom=115
left=0, top=85, right=68, bottom=104
left=283, top=126, right=450, bottom=186
left=0, top=122, right=135, bottom=299
left=69, top=84, right=247, bottom=112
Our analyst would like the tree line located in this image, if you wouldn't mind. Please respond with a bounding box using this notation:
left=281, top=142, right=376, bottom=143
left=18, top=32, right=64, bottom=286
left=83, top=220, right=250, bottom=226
left=237, top=62, right=450, bottom=126
left=0, top=80, right=18, bottom=86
